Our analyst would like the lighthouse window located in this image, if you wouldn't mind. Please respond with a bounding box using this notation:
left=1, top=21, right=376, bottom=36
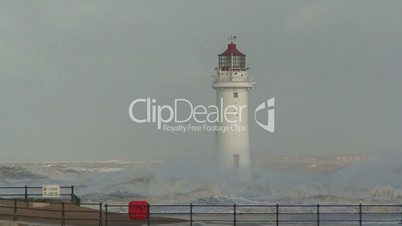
left=234, top=92, right=238, bottom=98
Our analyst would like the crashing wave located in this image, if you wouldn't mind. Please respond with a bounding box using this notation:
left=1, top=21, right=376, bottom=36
left=0, top=159, right=402, bottom=206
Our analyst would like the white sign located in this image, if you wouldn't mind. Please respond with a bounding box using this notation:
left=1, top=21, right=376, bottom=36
left=42, top=185, right=60, bottom=198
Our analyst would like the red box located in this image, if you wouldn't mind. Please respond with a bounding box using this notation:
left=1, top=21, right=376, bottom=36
left=129, top=201, right=149, bottom=220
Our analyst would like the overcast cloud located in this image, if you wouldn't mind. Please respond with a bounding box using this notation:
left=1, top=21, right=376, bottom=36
left=0, top=0, right=401, bottom=161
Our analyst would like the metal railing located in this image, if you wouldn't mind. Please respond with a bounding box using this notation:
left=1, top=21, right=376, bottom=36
left=0, top=198, right=102, bottom=226
left=0, top=186, right=75, bottom=201
left=212, top=75, right=254, bottom=84
left=0, top=200, right=401, bottom=225
left=104, top=203, right=402, bottom=226
left=0, top=186, right=402, bottom=225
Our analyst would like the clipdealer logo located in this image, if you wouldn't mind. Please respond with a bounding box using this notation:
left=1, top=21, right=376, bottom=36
left=254, top=97, right=275, bottom=133
left=128, top=98, right=275, bottom=133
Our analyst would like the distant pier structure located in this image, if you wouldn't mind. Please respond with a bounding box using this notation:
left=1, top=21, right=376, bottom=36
left=212, top=36, right=254, bottom=170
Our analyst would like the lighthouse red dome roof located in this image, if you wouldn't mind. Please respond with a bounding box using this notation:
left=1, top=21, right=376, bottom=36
left=218, top=43, right=246, bottom=57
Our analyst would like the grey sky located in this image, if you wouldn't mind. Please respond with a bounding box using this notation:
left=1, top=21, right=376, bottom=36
left=0, top=0, right=401, bottom=161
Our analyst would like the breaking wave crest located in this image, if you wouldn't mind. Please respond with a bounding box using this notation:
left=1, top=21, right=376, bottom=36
left=0, top=159, right=401, bottom=205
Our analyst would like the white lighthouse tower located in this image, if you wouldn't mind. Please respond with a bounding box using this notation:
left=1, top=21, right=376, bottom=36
left=212, top=36, right=254, bottom=171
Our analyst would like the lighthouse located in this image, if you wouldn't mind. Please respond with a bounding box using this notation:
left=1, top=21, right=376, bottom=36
left=212, top=36, right=254, bottom=171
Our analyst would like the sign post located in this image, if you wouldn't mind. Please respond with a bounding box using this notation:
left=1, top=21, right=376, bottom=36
left=42, top=185, right=61, bottom=198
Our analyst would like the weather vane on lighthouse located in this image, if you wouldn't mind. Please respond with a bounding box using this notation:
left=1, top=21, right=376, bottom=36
left=212, top=36, right=254, bottom=173
left=229, top=35, right=237, bottom=43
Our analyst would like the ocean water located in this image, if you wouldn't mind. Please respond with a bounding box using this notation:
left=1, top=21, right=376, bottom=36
left=0, top=158, right=401, bottom=207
